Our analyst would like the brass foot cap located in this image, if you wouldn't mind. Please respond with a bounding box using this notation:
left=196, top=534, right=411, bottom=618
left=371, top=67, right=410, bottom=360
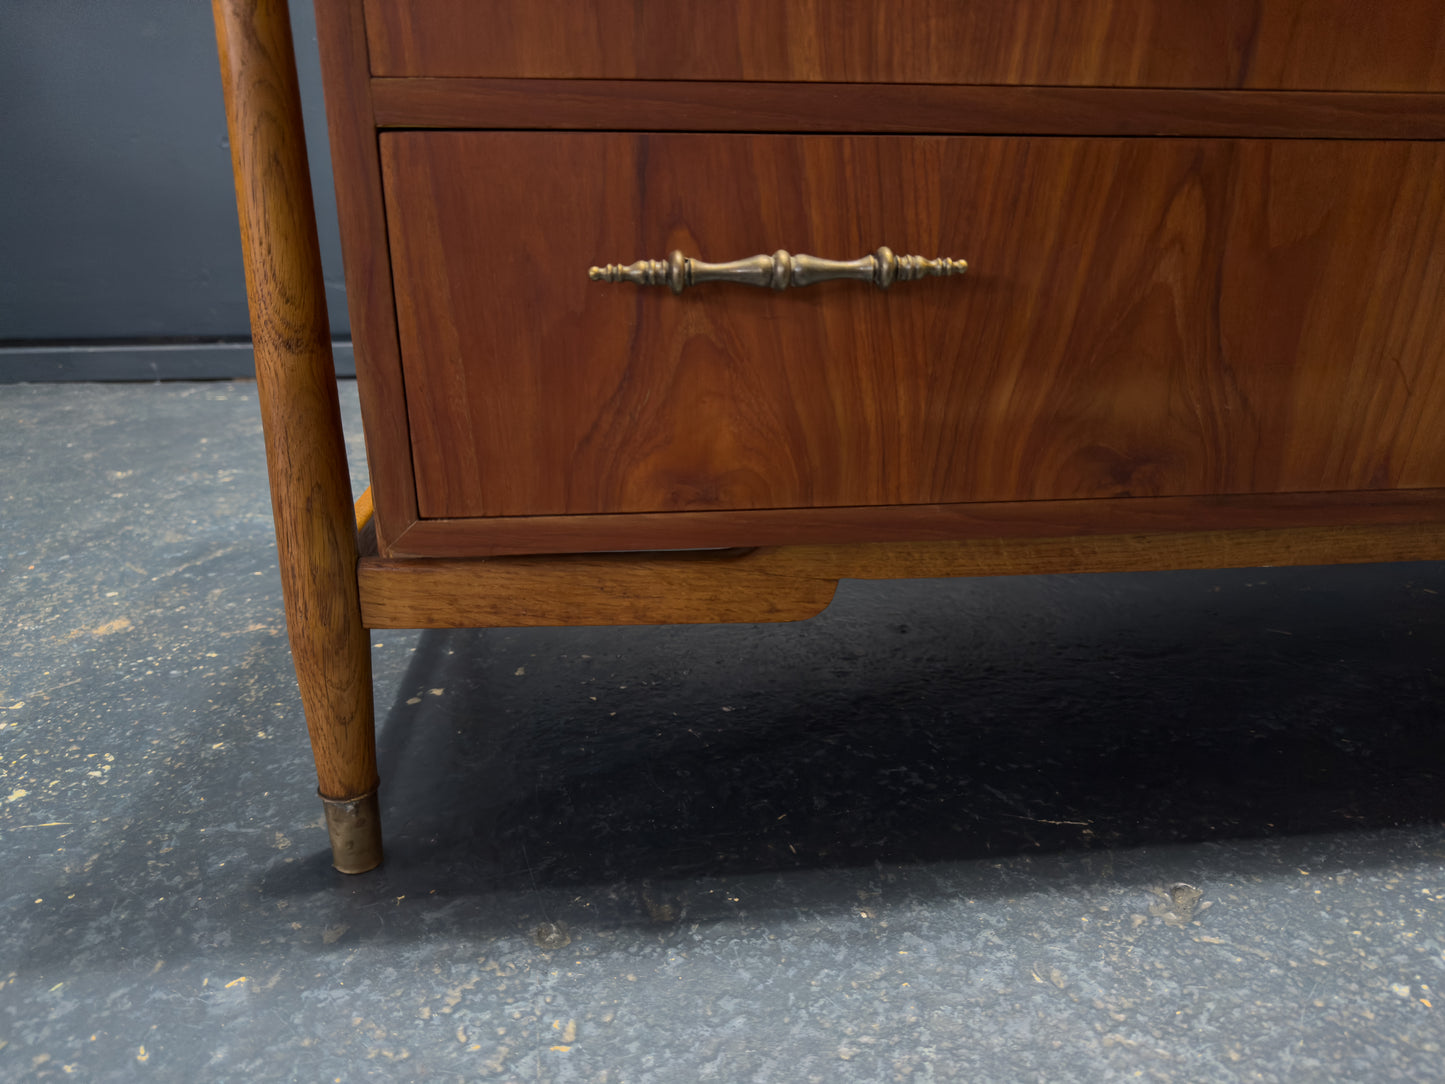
left=320, top=788, right=383, bottom=874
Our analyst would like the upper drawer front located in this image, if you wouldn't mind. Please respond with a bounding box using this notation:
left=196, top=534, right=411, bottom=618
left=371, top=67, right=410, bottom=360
left=382, top=132, right=1445, bottom=522
left=363, top=0, right=1445, bottom=90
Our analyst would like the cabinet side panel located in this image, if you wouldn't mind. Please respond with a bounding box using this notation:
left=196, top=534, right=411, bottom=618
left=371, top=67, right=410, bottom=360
left=314, top=0, right=418, bottom=549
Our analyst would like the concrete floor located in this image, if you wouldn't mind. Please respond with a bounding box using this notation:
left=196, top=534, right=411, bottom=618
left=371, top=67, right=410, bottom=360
left=2, top=379, right=1444, bottom=1082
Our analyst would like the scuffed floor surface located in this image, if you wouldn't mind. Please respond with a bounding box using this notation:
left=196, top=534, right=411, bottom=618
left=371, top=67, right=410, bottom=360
left=2, top=380, right=1444, bottom=1083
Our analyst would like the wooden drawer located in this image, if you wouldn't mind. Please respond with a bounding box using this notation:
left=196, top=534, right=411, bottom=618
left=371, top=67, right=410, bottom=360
left=363, top=0, right=1445, bottom=90
left=380, top=132, right=1445, bottom=527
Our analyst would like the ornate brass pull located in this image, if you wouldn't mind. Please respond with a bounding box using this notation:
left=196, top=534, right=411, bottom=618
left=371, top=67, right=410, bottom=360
left=588, top=247, right=967, bottom=295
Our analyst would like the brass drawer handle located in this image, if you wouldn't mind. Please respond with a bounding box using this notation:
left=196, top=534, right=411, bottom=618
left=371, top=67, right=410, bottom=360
left=588, top=247, right=967, bottom=295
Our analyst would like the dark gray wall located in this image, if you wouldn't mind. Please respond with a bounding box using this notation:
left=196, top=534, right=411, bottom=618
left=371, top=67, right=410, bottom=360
left=0, top=1, right=348, bottom=378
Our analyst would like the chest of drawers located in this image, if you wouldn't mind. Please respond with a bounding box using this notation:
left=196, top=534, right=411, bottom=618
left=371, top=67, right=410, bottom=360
left=215, top=0, right=1445, bottom=870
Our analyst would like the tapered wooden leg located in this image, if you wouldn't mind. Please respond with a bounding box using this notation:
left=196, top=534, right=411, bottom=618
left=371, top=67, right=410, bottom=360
left=214, top=0, right=381, bottom=873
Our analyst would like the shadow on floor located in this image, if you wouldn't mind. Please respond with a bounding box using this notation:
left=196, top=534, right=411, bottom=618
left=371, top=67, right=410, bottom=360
left=9, top=561, right=1443, bottom=970
left=328, top=566, right=1443, bottom=895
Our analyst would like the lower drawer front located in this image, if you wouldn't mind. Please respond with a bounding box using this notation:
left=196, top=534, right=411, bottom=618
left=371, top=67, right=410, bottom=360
left=380, top=132, right=1445, bottom=521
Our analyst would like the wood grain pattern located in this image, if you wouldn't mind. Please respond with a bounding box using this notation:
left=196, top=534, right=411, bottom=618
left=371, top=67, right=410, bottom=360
left=213, top=0, right=377, bottom=807
left=381, top=132, right=1445, bottom=532
left=372, top=79, right=1445, bottom=141
left=382, top=489, right=1445, bottom=559
left=359, top=523, right=1445, bottom=629
left=313, top=0, right=418, bottom=553
left=359, top=549, right=839, bottom=628
left=363, top=0, right=1445, bottom=91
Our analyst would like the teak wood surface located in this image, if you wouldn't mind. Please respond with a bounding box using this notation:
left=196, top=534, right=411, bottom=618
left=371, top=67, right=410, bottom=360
left=371, top=80, right=1445, bottom=142
left=382, top=490, right=1445, bottom=560
left=313, top=0, right=418, bottom=553
left=363, top=0, right=1445, bottom=91
left=358, top=523, right=1445, bottom=630
left=316, top=0, right=1445, bottom=555
left=382, top=132, right=1445, bottom=535
left=214, top=0, right=379, bottom=869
